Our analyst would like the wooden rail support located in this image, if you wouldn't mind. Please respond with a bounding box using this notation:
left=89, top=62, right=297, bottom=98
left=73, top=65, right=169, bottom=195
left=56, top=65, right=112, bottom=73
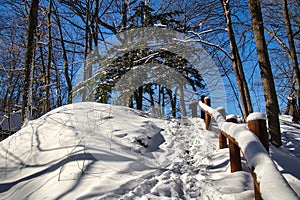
left=217, top=107, right=227, bottom=149
left=227, top=115, right=242, bottom=172
left=219, top=131, right=227, bottom=149
left=252, top=171, right=263, bottom=200
left=247, top=113, right=268, bottom=200
left=247, top=113, right=269, bottom=153
left=204, top=97, right=211, bottom=130
left=219, top=115, right=237, bottom=149
left=229, top=139, right=242, bottom=172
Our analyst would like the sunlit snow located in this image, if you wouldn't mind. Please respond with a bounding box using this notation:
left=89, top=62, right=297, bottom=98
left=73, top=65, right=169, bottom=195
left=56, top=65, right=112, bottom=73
left=0, top=103, right=299, bottom=199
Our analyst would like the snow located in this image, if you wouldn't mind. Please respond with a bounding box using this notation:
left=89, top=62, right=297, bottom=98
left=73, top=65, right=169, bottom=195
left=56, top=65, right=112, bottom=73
left=226, top=114, right=237, bottom=120
left=216, top=107, right=226, bottom=117
left=154, top=23, right=167, bottom=28
left=199, top=100, right=299, bottom=200
left=246, top=112, right=267, bottom=122
left=0, top=103, right=299, bottom=199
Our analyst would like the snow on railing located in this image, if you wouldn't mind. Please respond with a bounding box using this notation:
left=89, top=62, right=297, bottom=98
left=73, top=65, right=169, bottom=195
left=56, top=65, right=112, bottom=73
left=197, top=97, right=299, bottom=200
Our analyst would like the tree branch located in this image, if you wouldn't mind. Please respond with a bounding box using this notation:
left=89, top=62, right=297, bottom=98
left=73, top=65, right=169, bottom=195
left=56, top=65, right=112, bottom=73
left=188, top=31, right=232, bottom=59
left=264, top=27, right=291, bottom=58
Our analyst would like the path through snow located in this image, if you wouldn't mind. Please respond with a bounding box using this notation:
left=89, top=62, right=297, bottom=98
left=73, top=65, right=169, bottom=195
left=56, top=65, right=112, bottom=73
left=0, top=103, right=298, bottom=199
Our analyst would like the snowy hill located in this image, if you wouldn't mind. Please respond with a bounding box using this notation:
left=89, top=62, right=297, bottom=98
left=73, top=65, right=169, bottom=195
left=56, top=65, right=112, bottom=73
left=0, top=103, right=299, bottom=199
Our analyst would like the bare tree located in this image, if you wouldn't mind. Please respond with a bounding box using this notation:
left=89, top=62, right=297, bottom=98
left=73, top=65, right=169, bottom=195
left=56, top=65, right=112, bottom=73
left=281, top=0, right=300, bottom=122
left=45, top=0, right=53, bottom=112
left=248, top=0, right=282, bottom=147
left=220, top=0, right=253, bottom=118
left=22, top=0, right=39, bottom=121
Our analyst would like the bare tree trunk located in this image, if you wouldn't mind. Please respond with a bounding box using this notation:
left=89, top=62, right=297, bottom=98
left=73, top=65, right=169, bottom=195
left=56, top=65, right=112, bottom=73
left=161, top=87, right=165, bottom=117
left=179, top=84, right=187, bottom=117
left=7, top=73, right=12, bottom=135
left=149, top=87, right=155, bottom=107
left=285, top=83, right=299, bottom=122
left=158, top=86, right=165, bottom=117
left=46, top=0, right=52, bottom=112
left=2, top=67, right=12, bottom=134
left=129, top=96, right=133, bottom=108
left=248, top=0, right=282, bottom=147
left=21, top=0, right=39, bottom=121
left=135, top=87, right=143, bottom=110
left=94, top=0, right=100, bottom=47
left=122, top=0, right=127, bottom=29
left=290, top=95, right=300, bottom=123
left=285, top=86, right=294, bottom=115
left=167, top=88, right=177, bottom=118
left=88, top=26, right=93, bottom=101
left=82, top=1, right=90, bottom=102
left=221, top=0, right=253, bottom=118
left=282, top=0, right=300, bottom=120
left=158, top=85, right=161, bottom=107
left=37, top=32, right=46, bottom=113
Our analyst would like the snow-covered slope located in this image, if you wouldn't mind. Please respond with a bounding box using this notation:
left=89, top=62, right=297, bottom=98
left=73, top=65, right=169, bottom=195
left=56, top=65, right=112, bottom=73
left=0, top=103, right=299, bottom=199
left=271, top=115, right=300, bottom=195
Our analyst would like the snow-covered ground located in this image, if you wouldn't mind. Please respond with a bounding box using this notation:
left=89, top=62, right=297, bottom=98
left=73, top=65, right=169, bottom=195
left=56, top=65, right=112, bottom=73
left=0, top=103, right=299, bottom=199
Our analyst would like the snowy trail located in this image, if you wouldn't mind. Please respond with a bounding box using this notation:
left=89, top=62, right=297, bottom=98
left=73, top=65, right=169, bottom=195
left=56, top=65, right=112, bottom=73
left=87, top=118, right=207, bottom=199
left=0, top=103, right=298, bottom=199
left=97, top=118, right=244, bottom=200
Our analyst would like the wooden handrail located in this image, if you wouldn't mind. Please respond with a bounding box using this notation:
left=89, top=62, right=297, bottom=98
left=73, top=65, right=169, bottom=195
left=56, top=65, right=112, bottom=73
left=197, top=97, right=298, bottom=200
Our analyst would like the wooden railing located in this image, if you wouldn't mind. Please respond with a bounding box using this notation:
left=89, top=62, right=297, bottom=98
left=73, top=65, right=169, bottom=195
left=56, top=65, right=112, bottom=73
left=196, top=96, right=298, bottom=200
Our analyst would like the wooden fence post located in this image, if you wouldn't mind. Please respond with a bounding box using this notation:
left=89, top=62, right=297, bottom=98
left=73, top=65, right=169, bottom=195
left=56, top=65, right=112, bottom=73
left=247, top=113, right=269, bottom=153
left=219, top=131, right=227, bottom=149
left=217, top=107, right=227, bottom=149
left=229, top=140, right=242, bottom=172
left=204, top=97, right=211, bottom=130
left=247, top=112, right=268, bottom=200
left=252, top=171, right=263, bottom=200
left=226, top=115, right=241, bottom=172
left=201, top=95, right=206, bottom=120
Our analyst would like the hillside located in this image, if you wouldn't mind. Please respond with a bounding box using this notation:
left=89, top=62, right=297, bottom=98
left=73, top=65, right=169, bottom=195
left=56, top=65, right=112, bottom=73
left=0, top=103, right=299, bottom=199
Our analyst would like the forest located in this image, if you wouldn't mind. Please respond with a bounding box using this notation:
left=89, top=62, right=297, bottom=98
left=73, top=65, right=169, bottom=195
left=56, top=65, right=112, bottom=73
left=0, top=0, right=299, bottom=147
